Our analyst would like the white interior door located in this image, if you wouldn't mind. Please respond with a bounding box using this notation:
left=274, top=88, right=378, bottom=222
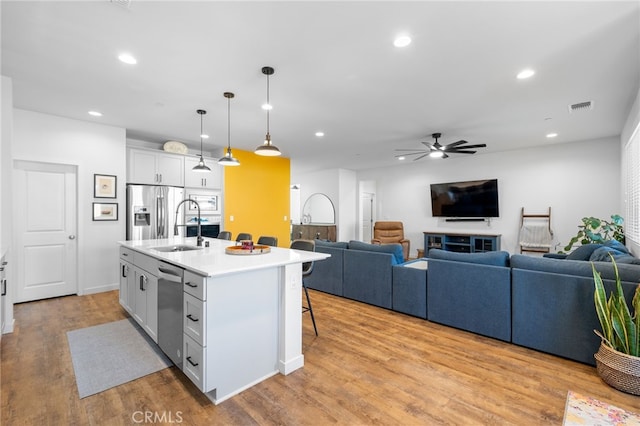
left=361, top=192, right=375, bottom=242
left=13, top=161, right=77, bottom=302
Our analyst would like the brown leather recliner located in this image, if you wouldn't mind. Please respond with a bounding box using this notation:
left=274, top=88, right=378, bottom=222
left=371, top=221, right=410, bottom=261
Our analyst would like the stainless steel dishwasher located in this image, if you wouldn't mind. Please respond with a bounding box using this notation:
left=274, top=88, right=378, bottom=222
left=157, top=261, right=184, bottom=369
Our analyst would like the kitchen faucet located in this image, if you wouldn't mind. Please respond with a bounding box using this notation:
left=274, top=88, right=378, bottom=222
left=174, top=199, right=203, bottom=247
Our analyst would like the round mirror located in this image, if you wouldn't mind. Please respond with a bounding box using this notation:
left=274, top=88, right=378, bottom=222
left=302, top=193, right=335, bottom=224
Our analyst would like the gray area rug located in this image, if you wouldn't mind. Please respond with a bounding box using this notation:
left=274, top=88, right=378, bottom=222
left=67, top=318, right=172, bottom=398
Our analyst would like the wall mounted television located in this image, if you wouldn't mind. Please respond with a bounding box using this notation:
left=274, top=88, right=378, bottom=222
left=430, top=179, right=499, bottom=218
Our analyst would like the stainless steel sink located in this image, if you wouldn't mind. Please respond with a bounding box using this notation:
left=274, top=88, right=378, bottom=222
left=152, top=245, right=202, bottom=253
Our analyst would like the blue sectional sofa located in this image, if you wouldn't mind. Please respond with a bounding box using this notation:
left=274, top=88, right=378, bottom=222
left=307, top=239, right=423, bottom=310
left=427, top=249, right=512, bottom=342
left=511, top=252, right=640, bottom=365
left=306, top=239, right=640, bottom=366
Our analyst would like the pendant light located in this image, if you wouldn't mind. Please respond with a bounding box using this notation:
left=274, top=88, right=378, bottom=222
left=218, top=92, right=240, bottom=166
left=192, top=109, right=211, bottom=172
left=255, top=66, right=281, bottom=156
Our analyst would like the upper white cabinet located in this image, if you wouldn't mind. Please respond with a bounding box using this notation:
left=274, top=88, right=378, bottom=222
left=184, top=156, right=222, bottom=189
left=128, top=148, right=184, bottom=186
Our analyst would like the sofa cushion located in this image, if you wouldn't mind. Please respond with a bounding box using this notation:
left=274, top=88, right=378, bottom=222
left=428, top=249, right=510, bottom=267
left=566, top=244, right=603, bottom=260
left=348, top=240, right=404, bottom=265
left=510, top=254, right=640, bottom=283
left=314, top=239, right=349, bottom=249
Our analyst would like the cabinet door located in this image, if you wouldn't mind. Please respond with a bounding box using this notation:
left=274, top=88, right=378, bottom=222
left=128, top=149, right=158, bottom=184
left=119, top=260, right=134, bottom=313
left=157, top=154, right=184, bottom=187
left=144, top=273, right=158, bottom=343
left=184, top=157, right=221, bottom=189
left=133, top=268, right=147, bottom=326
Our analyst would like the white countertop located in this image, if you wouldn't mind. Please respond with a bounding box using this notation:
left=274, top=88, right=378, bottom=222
left=119, top=237, right=329, bottom=277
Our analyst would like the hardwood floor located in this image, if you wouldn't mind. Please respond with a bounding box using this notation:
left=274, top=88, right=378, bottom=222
left=2, top=289, right=639, bottom=425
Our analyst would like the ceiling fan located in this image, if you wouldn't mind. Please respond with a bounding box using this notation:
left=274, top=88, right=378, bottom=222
left=395, top=133, right=487, bottom=160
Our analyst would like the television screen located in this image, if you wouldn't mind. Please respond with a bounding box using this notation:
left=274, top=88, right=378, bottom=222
left=430, top=179, right=499, bottom=218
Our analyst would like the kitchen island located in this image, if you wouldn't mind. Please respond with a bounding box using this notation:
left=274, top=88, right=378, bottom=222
left=118, top=236, right=329, bottom=404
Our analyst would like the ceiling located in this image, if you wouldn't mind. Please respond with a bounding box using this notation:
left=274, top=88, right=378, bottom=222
left=2, top=1, right=639, bottom=174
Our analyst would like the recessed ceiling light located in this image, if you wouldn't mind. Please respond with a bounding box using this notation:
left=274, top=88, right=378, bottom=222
left=88, top=111, right=102, bottom=117
left=546, top=133, right=558, bottom=138
left=517, top=69, right=535, bottom=79
left=261, top=103, right=272, bottom=110
left=315, top=132, right=324, bottom=137
left=118, top=53, right=137, bottom=65
left=394, top=35, right=412, bottom=48
left=200, top=134, right=209, bottom=139
left=398, top=156, right=406, bottom=161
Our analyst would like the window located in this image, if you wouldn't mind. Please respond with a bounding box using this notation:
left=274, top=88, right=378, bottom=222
left=624, top=122, right=640, bottom=246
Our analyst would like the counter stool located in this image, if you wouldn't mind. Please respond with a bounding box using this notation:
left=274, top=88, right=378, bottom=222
left=236, top=232, right=252, bottom=242
left=217, top=231, right=232, bottom=240
left=257, top=236, right=278, bottom=247
left=290, top=239, right=318, bottom=336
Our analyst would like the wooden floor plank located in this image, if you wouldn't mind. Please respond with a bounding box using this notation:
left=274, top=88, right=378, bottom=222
left=2, top=289, right=640, bottom=425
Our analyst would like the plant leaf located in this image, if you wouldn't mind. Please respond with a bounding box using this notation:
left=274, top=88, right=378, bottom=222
left=592, top=264, right=613, bottom=344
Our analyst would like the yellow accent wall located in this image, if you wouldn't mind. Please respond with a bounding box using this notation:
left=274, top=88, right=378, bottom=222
left=223, top=149, right=290, bottom=247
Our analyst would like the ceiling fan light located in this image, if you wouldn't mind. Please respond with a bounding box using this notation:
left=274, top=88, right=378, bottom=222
left=430, top=151, right=444, bottom=158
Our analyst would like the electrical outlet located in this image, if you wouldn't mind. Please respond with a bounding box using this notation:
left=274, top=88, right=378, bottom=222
left=229, top=215, right=234, bottom=222
left=284, top=215, right=287, bottom=221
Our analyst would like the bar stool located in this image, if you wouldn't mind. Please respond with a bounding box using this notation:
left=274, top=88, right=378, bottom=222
left=290, top=239, right=318, bottom=336
left=257, top=236, right=278, bottom=247
left=217, top=231, right=232, bottom=240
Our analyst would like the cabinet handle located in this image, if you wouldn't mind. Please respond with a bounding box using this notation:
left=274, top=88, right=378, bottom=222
left=185, top=282, right=197, bottom=288
left=139, top=275, right=146, bottom=291
left=122, top=264, right=128, bottom=278
left=186, top=356, right=199, bottom=367
left=158, top=174, right=162, bottom=183
left=1, top=279, right=6, bottom=297
left=186, top=314, right=199, bottom=322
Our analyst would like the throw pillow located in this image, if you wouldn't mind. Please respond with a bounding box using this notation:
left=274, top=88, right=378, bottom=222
left=589, top=246, right=629, bottom=262
left=566, top=244, right=603, bottom=261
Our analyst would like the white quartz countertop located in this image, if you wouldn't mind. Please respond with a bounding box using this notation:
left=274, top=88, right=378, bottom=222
left=118, top=237, right=329, bottom=277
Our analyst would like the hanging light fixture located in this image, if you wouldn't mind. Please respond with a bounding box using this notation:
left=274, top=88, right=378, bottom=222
left=255, top=66, right=281, bottom=156
left=192, top=109, right=211, bottom=172
left=218, top=92, right=240, bottom=166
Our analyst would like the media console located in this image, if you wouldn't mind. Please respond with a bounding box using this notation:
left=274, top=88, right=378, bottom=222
left=423, top=232, right=501, bottom=255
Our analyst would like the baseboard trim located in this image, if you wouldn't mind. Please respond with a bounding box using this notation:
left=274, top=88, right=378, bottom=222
left=81, top=282, right=118, bottom=296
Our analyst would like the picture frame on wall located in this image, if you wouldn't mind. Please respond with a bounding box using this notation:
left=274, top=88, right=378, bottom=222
left=94, top=174, right=117, bottom=198
left=93, top=202, right=118, bottom=221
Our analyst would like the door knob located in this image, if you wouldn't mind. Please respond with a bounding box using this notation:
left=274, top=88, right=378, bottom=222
left=69, top=235, right=76, bottom=240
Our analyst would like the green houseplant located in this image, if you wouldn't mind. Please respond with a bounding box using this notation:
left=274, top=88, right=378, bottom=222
left=592, top=258, right=640, bottom=394
left=563, top=215, right=624, bottom=253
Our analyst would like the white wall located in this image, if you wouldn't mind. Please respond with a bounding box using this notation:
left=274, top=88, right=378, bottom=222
left=293, top=168, right=359, bottom=241
left=355, top=137, right=620, bottom=255
left=12, top=109, right=127, bottom=294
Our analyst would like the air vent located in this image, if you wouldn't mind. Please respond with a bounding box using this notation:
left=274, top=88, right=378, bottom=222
left=568, top=101, right=594, bottom=113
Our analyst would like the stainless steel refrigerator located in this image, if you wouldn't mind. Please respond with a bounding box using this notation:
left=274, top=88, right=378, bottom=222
left=126, top=184, right=184, bottom=241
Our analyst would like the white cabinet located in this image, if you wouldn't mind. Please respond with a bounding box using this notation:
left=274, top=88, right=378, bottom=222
left=184, top=156, right=222, bottom=189
left=120, top=249, right=158, bottom=343
left=183, top=272, right=207, bottom=392
left=128, top=148, right=184, bottom=186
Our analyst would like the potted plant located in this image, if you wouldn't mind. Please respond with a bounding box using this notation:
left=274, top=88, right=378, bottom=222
left=592, top=258, right=640, bottom=394
left=563, top=215, right=624, bottom=253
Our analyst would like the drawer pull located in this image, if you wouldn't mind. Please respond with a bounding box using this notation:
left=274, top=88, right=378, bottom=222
left=186, top=356, right=199, bottom=367
left=186, top=314, right=199, bottom=322
left=185, top=282, right=198, bottom=288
